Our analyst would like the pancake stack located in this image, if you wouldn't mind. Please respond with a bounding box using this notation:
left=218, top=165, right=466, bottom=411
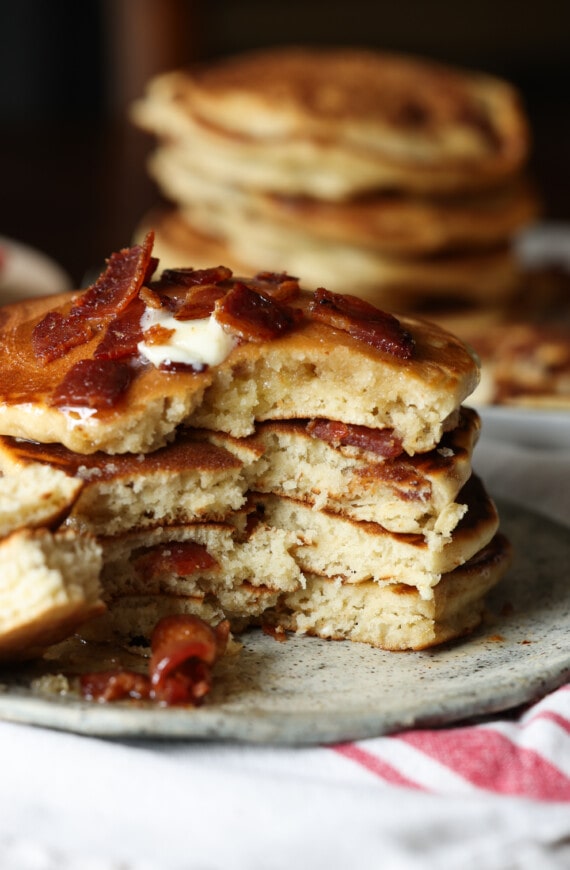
left=131, top=46, right=539, bottom=327
left=0, top=235, right=511, bottom=664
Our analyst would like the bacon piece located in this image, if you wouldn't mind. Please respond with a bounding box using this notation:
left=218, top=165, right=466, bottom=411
left=94, top=298, right=145, bottom=360
left=32, top=310, right=96, bottom=362
left=134, top=542, right=219, bottom=578
left=174, top=285, right=228, bottom=320
left=149, top=615, right=230, bottom=706
left=214, top=282, right=298, bottom=341
left=79, top=615, right=229, bottom=707
left=32, top=233, right=155, bottom=362
left=156, top=265, right=233, bottom=289
left=80, top=670, right=152, bottom=702
left=251, top=272, right=300, bottom=303
left=308, top=288, right=414, bottom=359
left=142, top=324, right=176, bottom=346
left=307, top=419, right=404, bottom=458
left=51, top=359, right=133, bottom=409
left=75, top=231, right=156, bottom=318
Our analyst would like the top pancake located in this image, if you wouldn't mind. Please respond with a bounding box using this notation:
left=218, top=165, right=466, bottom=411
left=132, top=46, right=529, bottom=197
left=0, top=238, right=479, bottom=456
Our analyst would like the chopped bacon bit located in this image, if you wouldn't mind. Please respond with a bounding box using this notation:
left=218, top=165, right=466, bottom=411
left=251, top=272, right=300, bottom=303
left=134, top=542, right=219, bottom=578
left=80, top=669, right=152, bottom=702
left=51, top=359, right=133, bottom=409
left=214, top=282, right=298, bottom=341
left=142, top=323, right=176, bottom=346
left=79, top=616, right=229, bottom=707
left=308, top=288, right=414, bottom=359
left=139, top=285, right=166, bottom=309
left=262, top=623, right=289, bottom=642
left=32, top=310, right=96, bottom=362
left=94, top=298, right=145, bottom=360
left=174, top=285, right=228, bottom=320
left=150, top=615, right=229, bottom=706
left=307, top=419, right=404, bottom=458
left=156, top=265, right=233, bottom=288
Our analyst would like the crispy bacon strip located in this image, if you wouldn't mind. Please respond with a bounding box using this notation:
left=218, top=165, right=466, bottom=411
left=94, top=297, right=145, bottom=360
left=51, top=359, right=133, bottom=409
left=32, top=233, right=156, bottom=362
left=155, top=265, right=233, bottom=289
left=214, top=282, right=299, bottom=341
left=31, top=310, right=96, bottom=362
left=75, top=231, right=156, bottom=318
left=308, top=288, right=414, bottom=359
left=174, top=285, right=228, bottom=321
left=307, top=419, right=404, bottom=458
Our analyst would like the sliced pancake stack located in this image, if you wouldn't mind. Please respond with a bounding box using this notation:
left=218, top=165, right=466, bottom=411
left=0, top=236, right=511, bottom=664
left=131, top=46, right=539, bottom=327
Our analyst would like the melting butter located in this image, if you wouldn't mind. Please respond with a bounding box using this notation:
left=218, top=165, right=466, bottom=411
left=137, top=307, right=237, bottom=369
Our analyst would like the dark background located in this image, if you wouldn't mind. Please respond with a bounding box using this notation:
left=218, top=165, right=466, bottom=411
left=1, top=0, right=569, bottom=286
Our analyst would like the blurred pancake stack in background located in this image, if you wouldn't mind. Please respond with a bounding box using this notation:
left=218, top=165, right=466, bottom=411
left=131, top=46, right=540, bottom=334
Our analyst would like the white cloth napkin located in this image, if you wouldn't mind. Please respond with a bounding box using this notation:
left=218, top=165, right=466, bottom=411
left=1, top=428, right=569, bottom=870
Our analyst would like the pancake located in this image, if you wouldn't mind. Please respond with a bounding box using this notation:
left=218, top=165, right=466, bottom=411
left=146, top=207, right=521, bottom=307
left=207, top=407, right=479, bottom=535
left=263, top=533, right=511, bottom=650
left=149, top=146, right=539, bottom=255
left=0, top=236, right=510, bottom=660
left=0, top=463, right=82, bottom=537
left=255, top=474, right=499, bottom=599
left=131, top=47, right=529, bottom=197
left=0, top=432, right=248, bottom=535
left=0, top=237, right=479, bottom=456
left=0, top=527, right=103, bottom=661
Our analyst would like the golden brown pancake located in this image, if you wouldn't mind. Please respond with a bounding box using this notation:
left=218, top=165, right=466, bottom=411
left=149, top=146, right=539, bottom=255
left=264, top=533, right=511, bottom=650
left=0, top=237, right=510, bottom=659
left=0, top=432, right=248, bottom=534
left=144, top=207, right=522, bottom=307
left=0, top=527, right=103, bottom=661
left=207, top=407, right=480, bottom=535
left=132, top=47, right=529, bottom=197
left=0, top=259, right=479, bottom=456
left=254, top=474, right=499, bottom=599
left=464, top=321, right=570, bottom=407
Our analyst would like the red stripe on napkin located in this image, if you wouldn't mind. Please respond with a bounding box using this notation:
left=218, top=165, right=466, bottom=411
left=333, top=684, right=570, bottom=800
left=398, top=728, right=570, bottom=801
left=333, top=743, right=428, bottom=791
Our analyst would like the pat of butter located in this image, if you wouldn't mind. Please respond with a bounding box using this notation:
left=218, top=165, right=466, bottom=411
left=137, top=307, right=237, bottom=369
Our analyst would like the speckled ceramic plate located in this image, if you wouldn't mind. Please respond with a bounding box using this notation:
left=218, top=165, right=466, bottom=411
left=479, top=407, right=570, bottom=451
left=0, top=499, right=569, bottom=745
